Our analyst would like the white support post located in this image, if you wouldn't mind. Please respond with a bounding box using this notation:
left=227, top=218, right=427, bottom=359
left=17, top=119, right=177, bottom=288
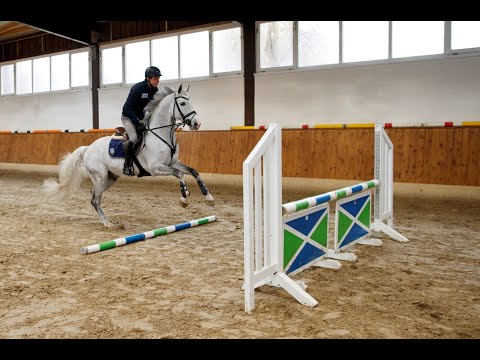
left=243, top=123, right=318, bottom=313
left=373, top=124, right=409, bottom=242
left=243, top=160, right=255, bottom=312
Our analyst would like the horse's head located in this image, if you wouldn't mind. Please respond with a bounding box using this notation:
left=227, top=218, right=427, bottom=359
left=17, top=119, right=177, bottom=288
left=173, top=84, right=201, bottom=130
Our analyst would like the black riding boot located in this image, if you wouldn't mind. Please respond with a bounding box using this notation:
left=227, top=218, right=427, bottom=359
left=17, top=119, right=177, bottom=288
left=123, top=141, right=135, bottom=176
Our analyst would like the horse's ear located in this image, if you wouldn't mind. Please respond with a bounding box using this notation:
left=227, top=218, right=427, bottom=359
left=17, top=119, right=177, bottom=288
left=178, top=84, right=183, bottom=93
left=186, top=85, right=190, bottom=92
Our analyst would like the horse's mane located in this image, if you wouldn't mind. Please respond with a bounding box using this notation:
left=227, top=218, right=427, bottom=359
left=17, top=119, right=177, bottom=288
left=143, top=86, right=175, bottom=123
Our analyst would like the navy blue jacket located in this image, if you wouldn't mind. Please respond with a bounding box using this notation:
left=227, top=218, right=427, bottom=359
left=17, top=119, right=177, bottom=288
left=122, top=80, right=158, bottom=127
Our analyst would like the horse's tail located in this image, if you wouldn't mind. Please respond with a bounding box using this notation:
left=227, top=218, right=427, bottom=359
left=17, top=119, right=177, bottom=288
left=42, top=146, right=88, bottom=201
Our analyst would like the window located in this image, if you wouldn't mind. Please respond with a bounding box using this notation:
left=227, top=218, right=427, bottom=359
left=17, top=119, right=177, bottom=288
left=259, top=21, right=293, bottom=68
left=33, top=57, right=50, bottom=93
left=101, top=47, right=123, bottom=85
left=71, top=51, right=89, bottom=87
left=98, top=25, right=242, bottom=87
left=125, top=41, right=150, bottom=84
left=298, top=21, right=339, bottom=67
left=180, top=31, right=209, bottom=78
left=152, top=36, right=179, bottom=80
left=393, top=21, right=444, bottom=58
left=343, top=21, right=389, bottom=63
left=16, top=60, right=32, bottom=95
left=212, top=27, right=241, bottom=73
left=451, top=21, right=480, bottom=50
left=1, top=64, right=15, bottom=95
left=51, top=54, right=70, bottom=91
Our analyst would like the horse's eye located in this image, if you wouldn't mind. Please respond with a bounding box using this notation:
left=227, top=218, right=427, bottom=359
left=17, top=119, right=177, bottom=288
left=181, top=102, right=186, bottom=106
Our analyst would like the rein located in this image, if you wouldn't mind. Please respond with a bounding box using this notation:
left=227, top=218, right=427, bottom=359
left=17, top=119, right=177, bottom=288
left=140, top=94, right=197, bottom=165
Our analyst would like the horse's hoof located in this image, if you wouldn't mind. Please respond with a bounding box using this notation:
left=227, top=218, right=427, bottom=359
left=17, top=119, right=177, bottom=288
left=205, top=193, right=214, bottom=202
left=205, top=199, right=215, bottom=207
left=179, top=198, right=189, bottom=208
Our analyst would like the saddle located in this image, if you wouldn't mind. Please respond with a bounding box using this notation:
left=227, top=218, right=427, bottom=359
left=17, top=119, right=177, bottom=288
left=109, top=127, right=128, bottom=157
left=112, top=126, right=128, bottom=140
left=108, top=127, right=151, bottom=177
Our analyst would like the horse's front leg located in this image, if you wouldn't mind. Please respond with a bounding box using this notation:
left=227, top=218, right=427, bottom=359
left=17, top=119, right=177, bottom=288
left=173, top=161, right=214, bottom=206
left=149, top=164, right=190, bottom=208
left=174, top=169, right=190, bottom=208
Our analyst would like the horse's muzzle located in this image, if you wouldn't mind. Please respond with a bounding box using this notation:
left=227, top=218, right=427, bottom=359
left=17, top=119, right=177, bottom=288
left=190, top=118, right=201, bottom=130
left=187, top=117, right=202, bottom=130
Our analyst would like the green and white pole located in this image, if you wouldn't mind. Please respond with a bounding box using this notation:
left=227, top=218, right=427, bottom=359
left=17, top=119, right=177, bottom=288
left=80, top=215, right=217, bottom=254
left=282, top=180, right=380, bottom=215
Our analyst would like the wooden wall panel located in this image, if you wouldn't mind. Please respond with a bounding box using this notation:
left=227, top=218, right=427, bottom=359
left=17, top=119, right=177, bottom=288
left=444, top=128, right=455, bottom=186
left=453, top=128, right=465, bottom=186
left=337, top=130, right=349, bottom=179
left=468, top=128, right=479, bottom=186
left=0, top=128, right=478, bottom=186
left=360, top=129, right=375, bottom=181
left=460, top=129, right=471, bottom=186
left=311, top=130, right=323, bottom=179
left=283, top=130, right=300, bottom=177
left=401, top=128, right=413, bottom=183
left=388, top=130, right=403, bottom=182
left=430, top=129, right=447, bottom=184
left=0, top=133, right=105, bottom=165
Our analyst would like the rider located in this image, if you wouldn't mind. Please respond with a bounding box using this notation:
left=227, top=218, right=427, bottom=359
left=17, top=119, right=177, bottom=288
left=121, top=66, right=161, bottom=176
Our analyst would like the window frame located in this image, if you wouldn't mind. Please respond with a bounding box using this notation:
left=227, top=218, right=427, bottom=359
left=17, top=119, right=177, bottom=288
left=210, top=23, right=244, bottom=77
left=255, top=20, right=480, bottom=75
left=0, top=48, right=92, bottom=97
left=256, top=20, right=295, bottom=73
left=0, top=62, right=16, bottom=97
left=124, top=39, right=151, bottom=85
left=178, top=29, right=211, bottom=80
left=50, top=53, right=71, bottom=93
left=100, top=44, right=125, bottom=88
left=151, top=34, right=180, bottom=81
left=99, top=22, right=243, bottom=89
left=32, top=56, right=51, bottom=94
left=15, top=59, right=33, bottom=96
left=70, top=48, right=92, bottom=90
left=446, top=21, right=480, bottom=55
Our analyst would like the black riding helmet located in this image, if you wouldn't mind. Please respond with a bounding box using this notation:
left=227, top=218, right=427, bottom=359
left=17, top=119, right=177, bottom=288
left=145, top=66, right=162, bottom=78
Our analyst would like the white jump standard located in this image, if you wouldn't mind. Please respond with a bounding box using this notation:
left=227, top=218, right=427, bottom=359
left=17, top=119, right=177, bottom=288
left=243, top=123, right=409, bottom=313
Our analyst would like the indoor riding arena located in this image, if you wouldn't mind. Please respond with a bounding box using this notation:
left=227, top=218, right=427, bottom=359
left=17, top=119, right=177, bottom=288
left=0, top=20, right=479, bottom=340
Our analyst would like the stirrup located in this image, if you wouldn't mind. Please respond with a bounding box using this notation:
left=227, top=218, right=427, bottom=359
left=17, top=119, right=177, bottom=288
left=123, top=164, right=135, bottom=176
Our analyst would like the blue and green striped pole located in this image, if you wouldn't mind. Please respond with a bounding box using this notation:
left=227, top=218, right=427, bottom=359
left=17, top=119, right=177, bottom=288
left=282, top=180, right=379, bottom=215
left=80, top=215, right=217, bottom=254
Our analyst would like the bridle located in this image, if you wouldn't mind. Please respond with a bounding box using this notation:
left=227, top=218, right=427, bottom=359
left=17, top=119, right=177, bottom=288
left=142, top=93, right=197, bottom=165
left=173, top=94, right=197, bottom=127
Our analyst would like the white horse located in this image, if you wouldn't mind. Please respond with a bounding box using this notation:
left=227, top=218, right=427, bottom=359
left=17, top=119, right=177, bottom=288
left=42, top=84, right=214, bottom=228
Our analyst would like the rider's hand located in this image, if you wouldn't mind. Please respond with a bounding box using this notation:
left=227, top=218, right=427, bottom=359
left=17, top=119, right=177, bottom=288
left=136, top=122, right=146, bottom=132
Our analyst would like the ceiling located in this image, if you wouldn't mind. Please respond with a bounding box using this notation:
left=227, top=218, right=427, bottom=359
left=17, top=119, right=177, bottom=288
left=0, top=20, right=236, bottom=47
left=0, top=20, right=98, bottom=46
left=0, top=21, right=44, bottom=44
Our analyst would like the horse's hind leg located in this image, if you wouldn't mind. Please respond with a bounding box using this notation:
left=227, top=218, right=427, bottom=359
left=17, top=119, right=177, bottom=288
left=173, top=162, right=214, bottom=205
left=90, top=171, right=118, bottom=227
